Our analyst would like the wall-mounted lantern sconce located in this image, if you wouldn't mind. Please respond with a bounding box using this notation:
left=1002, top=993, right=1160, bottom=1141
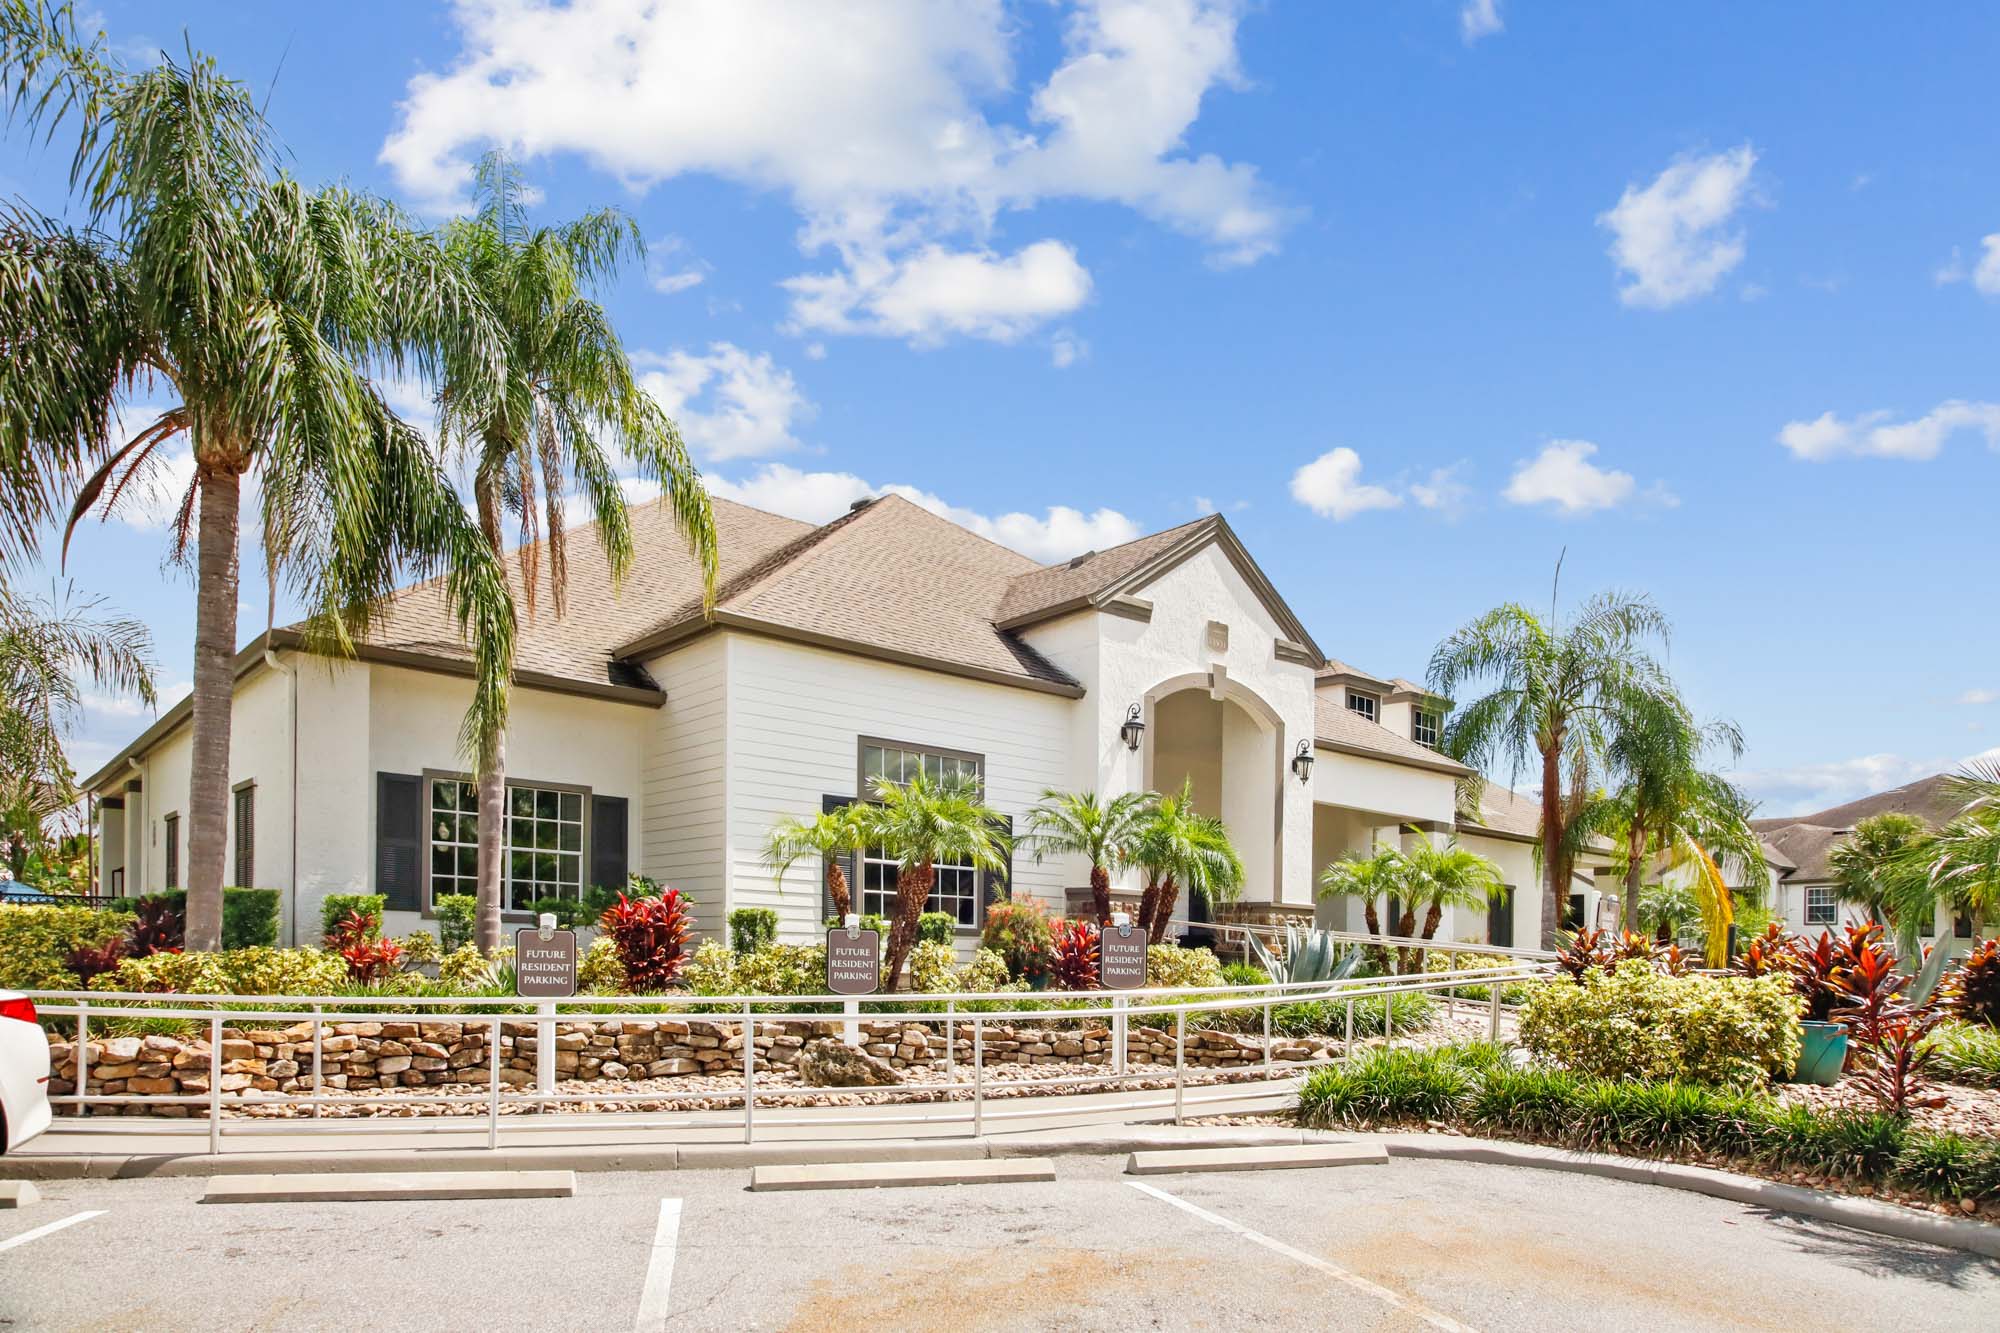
left=1120, top=703, right=1145, bottom=752
left=1290, top=740, right=1315, bottom=784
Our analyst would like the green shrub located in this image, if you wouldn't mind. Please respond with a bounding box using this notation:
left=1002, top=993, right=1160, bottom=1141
left=434, top=895, right=477, bottom=952
left=729, top=907, right=779, bottom=955
left=679, top=940, right=735, bottom=994
left=95, top=950, right=231, bottom=994
left=319, top=893, right=387, bottom=944
left=1261, top=991, right=1437, bottom=1039
left=955, top=947, right=1011, bottom=994
left=0, top=905, right=129, bottom=990
left=908, top=940, right=959, bottom=992
left=220, top=888, right=280, bottom=948
left=1930, top=1020, right=2000, bottom=1088
left=1297, top=1045, right=1479, bottom=1127
left=524, top=896, right=589, bottom=930
left=917, top=912, right=956, bottom=947
left=578, top=935, right=626, bottom=993
left=397, top=931, right=442, bottom=968
left=824, top=912, right=888, bottom=935
left=1220, top=962, right=1270, bottom=987
left=217, top=947, right=350, bottom=995
left=1467, top=1066, right=1585, bottom=1140
left=438, top=943, right=512, bottom=990
left=1755, top=1106, right=1907, bottom=1180
left=682, top=941, right=828, bottom=1002
left=1893, top=1131, right=1984, bottom=1199
left=1519, top=960, right=1800, bottom=1088
left=1563, top=1078, right=1765, bottom=1159
left=981, top=899, right=1054, bottom=983
left=1144, top=944, right=1224, bottom=990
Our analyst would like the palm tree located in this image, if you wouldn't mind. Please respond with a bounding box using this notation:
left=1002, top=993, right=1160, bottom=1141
left=437, top=151, right=718, bottom=952
left=0, top=581, right=155, bottom=877
left=763, top=806, right=867, bottom=922
left=1131, top=782, right=1244, bottom=945
left=854, top=771, right=1011, bottom=990
left=1398, top=835, right=1506, bottom=971
left=1565, top=691, right=1763, bottom=963
left=1429, top=587, right=1677, bottom=948
left=1828, top=812, right=1931, bottom=931
left=1935, top=762, right=2000, bottom=917
left=0, top=10, right=515, bottom=948
left=1316, top=844, right=1408, bottom=972
left=1024, top=788, right=1155, bottom=925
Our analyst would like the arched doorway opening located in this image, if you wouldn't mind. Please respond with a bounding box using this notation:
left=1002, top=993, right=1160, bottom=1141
left=1145, top=671, right=1282, bottom=941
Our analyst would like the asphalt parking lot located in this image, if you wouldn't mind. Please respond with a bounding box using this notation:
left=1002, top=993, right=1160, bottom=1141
left=2, top=1156, right=1995, bottom=1331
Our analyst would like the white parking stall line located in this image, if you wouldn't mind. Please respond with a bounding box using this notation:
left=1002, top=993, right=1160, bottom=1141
left=633, top=1198, right=683, bottom=1331
left=1125, top=1181, right=1481, bottom=1333
left=0, top=1210, right=107, bottom=1255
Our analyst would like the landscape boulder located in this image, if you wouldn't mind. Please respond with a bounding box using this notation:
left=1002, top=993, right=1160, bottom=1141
left=796, top=1038, right=903, bottom=1088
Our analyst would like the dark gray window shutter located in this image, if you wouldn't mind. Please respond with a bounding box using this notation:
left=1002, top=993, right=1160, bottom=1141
left=1488, top=893, right=1513, bottom=949
left=821, top=794, right=854, bottom=923
left=591, top=795, right=629, bottom=895
left=376, top=772, right=422, bottom=911
left=164, top=816, right=179, bottom=890
left=232, top=786, right=255, bottom=887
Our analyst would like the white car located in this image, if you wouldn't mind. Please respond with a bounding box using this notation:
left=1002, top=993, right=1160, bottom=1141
left=0, top=990, right=51, bottom=1152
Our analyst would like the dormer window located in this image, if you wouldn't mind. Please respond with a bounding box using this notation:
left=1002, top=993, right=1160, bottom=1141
left=1412, top=708, right=1440, bottom=748
left=1345, top=690, right=1379, bottom=723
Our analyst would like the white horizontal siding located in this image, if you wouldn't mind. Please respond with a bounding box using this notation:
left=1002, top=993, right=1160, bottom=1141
left=640, top=635, right=730, bottom=934
left=723, top=634, right=1077, bottom=942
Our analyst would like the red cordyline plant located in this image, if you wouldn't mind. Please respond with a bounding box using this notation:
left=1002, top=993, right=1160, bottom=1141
left=65, top=935, right=128, bottom=985
left=129, top=898, right=184, bottom=956
left=1046, top=919, right=1100, bottom=991
left=1555, top=928, right=1686, bottom=982
left=1554, top=928, right=1607, bottom=982
left=1952, top=938, right=2000, bottom=1027
left=329, top=909, right=403, bottom=983
left=1733, top=922, right=1789, bottom=977
left=1848, top=1007, right=1949, bottom=1116
left=600, top=889, right=692, bottom=991
left=1830, top=937, right=1911, bottom=1051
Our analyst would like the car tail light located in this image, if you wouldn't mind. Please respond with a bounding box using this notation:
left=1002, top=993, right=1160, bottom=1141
left=0, top=995, right=36, bottom=1024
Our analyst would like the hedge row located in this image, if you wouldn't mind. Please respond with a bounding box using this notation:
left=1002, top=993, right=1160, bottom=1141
left=1298, top=1044, right=2000, bottom=1205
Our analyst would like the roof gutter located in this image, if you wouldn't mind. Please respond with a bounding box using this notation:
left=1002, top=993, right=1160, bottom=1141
left=1312, top=735, right=1472, bottom=777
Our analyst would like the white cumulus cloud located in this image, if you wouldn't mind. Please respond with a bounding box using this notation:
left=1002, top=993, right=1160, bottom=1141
left=1935, top=233, right=2000, bottom=296
left=1598, top=145, right=1758, bottom=308
left=1957, top=688, right=2000, bottom=706
left=709, top=462, right=1139, bottom=562
left=783, top=240, right=1092, bottom=344
left=380, top=0, right=1287, bottom=346
left=1460, top=0, right=1502, bottom=43
left=1502, top=441, right=1650, bottom=514
left=636, top=343, right=813, bottom=462
left=1777, top=399, right=2000, bottom=462
left=1289, top=448, right=1403, bottom=522
left=1409, top=463, right=1472, bottom=518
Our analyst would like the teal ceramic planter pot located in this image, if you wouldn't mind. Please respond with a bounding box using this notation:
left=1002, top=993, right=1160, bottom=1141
left=1794, top=1020, right=1848, bottom=1085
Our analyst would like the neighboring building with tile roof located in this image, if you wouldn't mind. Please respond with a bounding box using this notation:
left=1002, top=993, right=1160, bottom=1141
left=81, top=492, right=1590, bottom=950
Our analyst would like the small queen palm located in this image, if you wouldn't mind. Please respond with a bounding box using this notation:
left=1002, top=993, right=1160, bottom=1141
left=763, top=805, right=867, bottom=922
left=1024, top=788, right=1154, bottom=925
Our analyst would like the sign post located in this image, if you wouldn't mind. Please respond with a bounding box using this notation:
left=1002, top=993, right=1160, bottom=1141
left=1099, top=914, right=1146, bottom=1073
left=826, top=915, right=881, bottom=1047
left=515, top=914, right=578, bottom=1098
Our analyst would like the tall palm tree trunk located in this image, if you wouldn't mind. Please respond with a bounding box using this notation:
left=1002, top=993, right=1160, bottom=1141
left=473, top=468, right=508, bottom=953
left=1540, top=744, right=1564, bottom=949
left=882, top=860, right=935, bottom=992
left=824, top=859, right=850, bottom=922
left=1147, top=876, right=1178, bottom=945
left=183, top=466, right=242, bottom=951
left=1089, top=862, right=1112, bottom=925
left=1624, top=822, right=1646, bottom=936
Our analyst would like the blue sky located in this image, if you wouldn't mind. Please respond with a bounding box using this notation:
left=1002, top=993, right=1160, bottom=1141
left=20, top=2, right=2000, bottom=816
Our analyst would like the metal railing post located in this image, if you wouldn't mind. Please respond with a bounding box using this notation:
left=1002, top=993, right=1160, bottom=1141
left=311, top=1004, right=323, bottom=1120
left=1489, top=978, right=1503, bottom=1042
left=972, top=1017, right=985, bottom=1137
left=488, top=1016, right=502, bottom=1150
left=207, top=1012, right=223, bottom=1156
left=742, top=1000, right=756, bottom=1145
left=1445, top=951, right=1455, bottom=1020
left=1262, top=997, right=1272, bottom=1079
left=536, top=999, right=557, bottom=1101
left=74, top=999, right=88, bottom=1117
left=1384, top=992, right=1394, bottom=1047
left=944, top=999, right=955, bottom=1088
left=1113, top=993, right=1128, bottom=1075
left=1345, top=998, right=1355, bottom=1058
left=1174, top=1010, right=1186, bottom=1125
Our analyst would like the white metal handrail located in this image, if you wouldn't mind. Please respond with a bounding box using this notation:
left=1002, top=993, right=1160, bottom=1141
left=1172, top=916, right=1560, bottom=963
left=26, top=960, right=1549, bottom=1153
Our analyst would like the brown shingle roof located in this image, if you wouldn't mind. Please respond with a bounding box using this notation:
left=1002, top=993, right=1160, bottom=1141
left=1467, top=783, right=1541, bottom=840
left=1313, top=694, right=1468, bottom=774
left=1749, top=773, right=1962, bottom=833
left=615, top=494, right=1082, bottom=692
left=1759, top=823, right=1845, bottom=883
left=357, top=497, right=813, bottom=688
left=991, top=515, right=1215, bottom=626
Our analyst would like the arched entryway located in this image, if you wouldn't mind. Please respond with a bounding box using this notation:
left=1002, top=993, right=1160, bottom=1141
left=1144, top=670, right=1283, bottom=937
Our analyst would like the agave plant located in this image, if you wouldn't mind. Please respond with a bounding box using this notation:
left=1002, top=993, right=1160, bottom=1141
left=1246, top=921, right=1364, bottom=985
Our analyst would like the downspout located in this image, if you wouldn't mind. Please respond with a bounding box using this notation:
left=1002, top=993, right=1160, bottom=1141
left=127, top=756, right=142, bottom=896
left=265, top=648, right=299, bottom=946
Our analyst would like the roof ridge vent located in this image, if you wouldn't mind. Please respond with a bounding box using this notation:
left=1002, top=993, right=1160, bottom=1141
left=848, top=496, right=876, bottom=512
left=1067, top=549, right=1095, bottom=569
